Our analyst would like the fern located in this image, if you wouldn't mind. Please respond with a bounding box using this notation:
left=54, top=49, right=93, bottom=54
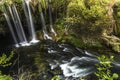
left=0, top=51, right=14, bottom=67
left=0, top=51, right=14, bottom=80
left=94, top=55, right=119, bottom=80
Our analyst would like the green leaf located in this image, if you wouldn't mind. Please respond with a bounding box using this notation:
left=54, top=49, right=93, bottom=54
left=112, top=73, right=119, bottom=79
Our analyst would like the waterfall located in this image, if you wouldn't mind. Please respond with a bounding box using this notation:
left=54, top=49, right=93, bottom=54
left=48, top=0, right=57, bottom=36
left=2, top=5, right=19, bottom=47
left=8, top=5, right=23, bottom=43
left=8, top=4, right=30, bottom=46
left=23, top=0, right=39, bottom=43
left=40, top=10, right=52, bottom=40
left=12, top=5, right=28, bottom=46
left=3, top=0, right=40, bottom=47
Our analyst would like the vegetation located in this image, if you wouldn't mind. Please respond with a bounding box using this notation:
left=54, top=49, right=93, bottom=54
left=0, top=51, right=14, bottom=80
left=66, top=0, right=110, bottom=36
left=0, top=0, right=120, bottom=80
left=95, top=55, right=119, bottom=80
left=51, top=75, right=61, bottom=80
left=0, top=52, right=14, bottom=67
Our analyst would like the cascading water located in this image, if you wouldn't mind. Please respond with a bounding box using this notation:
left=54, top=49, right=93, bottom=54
left=8, top=4, right=30, bottom=46
left=12, top=5, right=27, bottom=43
left=2, top=5, right=19, bottom=47
left=8, top=5, right=23, bottom=42
left=1, top=1, right=120, bottom=80
left=48, top=0, right=57, bottom=36
left=2, top=0, right=40, bottom=47
left=44, top=40, right=120, bottom=79
left=40, top=10, right=52, bottom=40
left=59, top=56, right=98, bottom=77
left=22, top=0, right=30, bottom=32
left=23, top=0, right=39, bottom=43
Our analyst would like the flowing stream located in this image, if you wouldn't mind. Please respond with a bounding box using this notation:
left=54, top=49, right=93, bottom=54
left=2, top=1, right=120, bottom=79
left=43, top=40, right=120, bottom=78
left=24, top=0, right=39, bottom=43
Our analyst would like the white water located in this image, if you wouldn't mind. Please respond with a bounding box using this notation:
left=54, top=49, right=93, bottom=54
left=47, top=42, right=99, bottom=78
left=24, top=0, right=39, bottom=43
left=8, top=4, right=32, bottom=47
left=49, top=53, right=120, bottom=78
left=40, top=11, right=52, bottom=40
left=8, top=5, right=29, bottom=47
left=49, top=56, right=98, bottom=78
left=48, top=2, right=57, bottom=36
left=60, top=63, right=94, bottom=77
left=84, top=51, right=97, bottom=57
left=3, top=1, right=39, bottom=47
left=3, top=5, right=19, bottom=47
left=14, top=44, right=20, bottom=47
left=22, top=0, right=30, bottom=28
left=46, top=41, right=120, bottom=78
left=19, top=42, right=30, bottom=46
left=9, top=5, right=23, bottom=42
left=13, top=5, right=27, bottom=42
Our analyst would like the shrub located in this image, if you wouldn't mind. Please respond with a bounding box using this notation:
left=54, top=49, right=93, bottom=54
left=94, top=55, right=119, bottom=80
left=0, top=51, right=14, bottom=80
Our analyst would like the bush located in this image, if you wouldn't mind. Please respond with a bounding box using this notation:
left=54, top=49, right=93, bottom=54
left=0, top=51, right=14, bottom=80
left=66, top=0, right=113, bottom=38
left=94, top=55, right=119, bottom=80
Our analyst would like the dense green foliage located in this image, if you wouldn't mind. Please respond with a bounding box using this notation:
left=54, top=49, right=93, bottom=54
left=58, top=0, right=120, bottom=52
left=95, top=55, right=119, bottom=80
left=0, top=72, right=13, bottom=80
left=66, top=0, right=111, bottom=37
left=113, top=1, right=120, bottom=36
left=0, top=51, right=14, bottom=67
left=0, top=51, right=14, bottom=80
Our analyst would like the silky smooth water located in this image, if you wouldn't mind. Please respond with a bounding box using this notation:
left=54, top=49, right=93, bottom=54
left=40, top=11, right=52, bottom=40
left=9, top=5, right=28, bottom=44
left=44, top=40, right=120, bottom=78
left=48, top=1, right=57, bottom=36
left=3, top=5, right=19, bottom=47
left=24, top=0, right=39, bottom=43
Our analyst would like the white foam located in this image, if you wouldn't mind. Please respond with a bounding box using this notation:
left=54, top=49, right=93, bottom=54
left=60, top=61, right=95, bottom=77
left=43, top=33, right=52, bottom=40
left=85, top=51, right=96, bottom=57
left=48, top=50, right=58, bottom=54
left=50, top=24, right=57, bottom=36
left=19, top=42, right=31, bottom=46
left=14, top=44, right=20, bottom=48
left=49, top=56, right=97, bottom=78
left=30, top=39, right=39, bottom=44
